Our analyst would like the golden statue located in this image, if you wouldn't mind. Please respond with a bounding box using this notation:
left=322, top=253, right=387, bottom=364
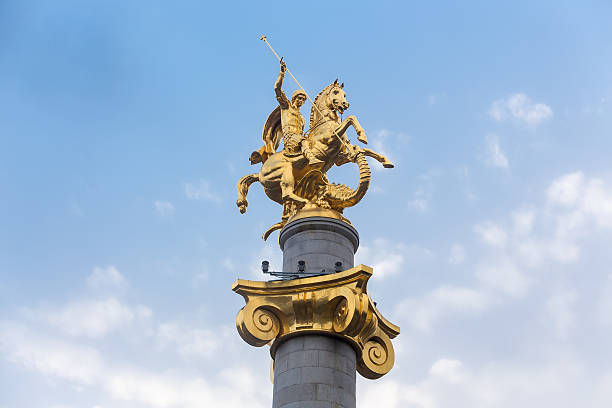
left=237, top=45, right=394, bottom=240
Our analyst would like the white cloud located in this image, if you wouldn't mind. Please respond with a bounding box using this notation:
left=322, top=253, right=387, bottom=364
left=33, top=298, right=151, bottom=338
left=395, top=285, right=488, bottom=331
left=407, top=171, right=438, bottom=213
left=512, top=208, right=535, bottom=236
left=357, top=238, right=434, bottom=280
left=581, top=179, right=612, bottom=228
left=475, top=173, right=611, bottom=270
left=475, top=260, right=530, bottom=297
left=397, top=172, right=612, bottom=333
left=598, top=273, right=612, bottom=328
left=474, top=222, right=507, bottom=248
left=357, top=239, right=403, bottom=278
left=407, top=198, right=429, bottom=212
left=429, top=358, right=466, bottom=384
left=0, top=322, right=104, bottom=384
left=546, top=286, right=578, bottom=339
left=547, top=172, right=584, bottom=206
left=87, top=265, right=128, bottom=291
left=0, top=321, right=270, bottom=408
left=156, top=322, right=221, bottom=359
left=359, top=357, right=594, bottom=408
left=221, top=258, right=237, bottom=271
left=184, top=179, right=222, bottom=203
left=359, top=376, right=435, bottom=408
left=102, top=367, right=269, bottom=408
left=513, top=236, right=546, bottom=267
left=485, top=135, right=509, bottom=168
left=369, top=129, right=408, bottom=172
left=547, top=172, right=612, bottom=245
left=548, top=238, right=581, bottom=263
left=489, top=93, right=553, bottom=125
left=595, top=372, right=612, bottom=407
left=153, top=200, right=175, bottom=216
left=468, top=173, right=612, bottom=301
left=449, top=243, right=466, bottom=265
left=371, top=130, right=394, bottom=172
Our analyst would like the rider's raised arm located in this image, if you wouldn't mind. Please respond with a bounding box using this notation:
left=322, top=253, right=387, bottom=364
left=275, top=63, right=290, bottom=108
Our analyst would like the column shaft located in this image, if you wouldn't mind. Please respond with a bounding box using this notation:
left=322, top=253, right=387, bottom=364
left=273, top=335, right=356, bottom=408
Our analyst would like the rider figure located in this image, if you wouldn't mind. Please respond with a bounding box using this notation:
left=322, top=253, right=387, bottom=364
left=275, top=60, right=323, bottom=165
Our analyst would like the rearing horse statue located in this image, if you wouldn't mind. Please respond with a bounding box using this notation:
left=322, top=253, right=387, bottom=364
left=236, top=80, right=393, bottom=239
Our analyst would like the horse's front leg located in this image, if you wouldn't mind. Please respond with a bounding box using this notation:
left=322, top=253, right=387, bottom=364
left=361, top=147, right=394, bottom=168
left=348, top=115, right=367, bottom=144
left=335, top=115, right=367, bottom=144
left=333, top=117, right=353, bottom=138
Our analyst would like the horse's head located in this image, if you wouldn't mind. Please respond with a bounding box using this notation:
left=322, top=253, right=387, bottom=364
left=326, top=79, right=349, bottom=114
left=310, top=80, right=349, bottom=127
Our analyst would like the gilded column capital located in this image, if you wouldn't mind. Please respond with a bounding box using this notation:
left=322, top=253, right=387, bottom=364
left=232, top=265, right=400, bottom=379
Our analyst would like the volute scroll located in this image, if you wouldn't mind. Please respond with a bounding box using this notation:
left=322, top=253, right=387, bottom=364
left=232, top=265, right=400, bottom=379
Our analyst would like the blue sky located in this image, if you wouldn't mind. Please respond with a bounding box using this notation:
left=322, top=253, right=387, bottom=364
left=1, top=1, right=612, bottom=407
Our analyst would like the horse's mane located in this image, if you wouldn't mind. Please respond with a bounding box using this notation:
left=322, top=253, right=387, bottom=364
left=309, top=82, right=336, bottom=128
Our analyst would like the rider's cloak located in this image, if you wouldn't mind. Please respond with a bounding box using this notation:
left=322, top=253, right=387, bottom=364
left=249, top=106, right=283, bottom=165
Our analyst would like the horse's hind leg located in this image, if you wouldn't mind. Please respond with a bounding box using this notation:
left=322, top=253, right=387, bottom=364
left=361, top=148, right=394, bottom=168
left=236, top=173, right=259, bottom=213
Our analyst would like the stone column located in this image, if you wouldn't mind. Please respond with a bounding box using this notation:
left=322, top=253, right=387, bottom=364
left=279, top=216, right=359, bottom=276
left=272, top=335, right=356, bottom=408
left=274, top=216, right=359, bottom=407
left=233, top=214, right=399, bottom=408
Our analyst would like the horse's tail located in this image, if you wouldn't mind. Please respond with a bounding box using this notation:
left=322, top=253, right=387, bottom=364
left=236, top=173, right=259, bottom=213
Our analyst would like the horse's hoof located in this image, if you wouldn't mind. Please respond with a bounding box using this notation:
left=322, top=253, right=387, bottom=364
left=236, top=200, right=248, bottom=213
left=383, top=162, right=394, bottom=169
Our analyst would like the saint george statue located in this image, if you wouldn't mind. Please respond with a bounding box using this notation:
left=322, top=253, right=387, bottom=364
left=237, top=58, right=394, bottom=240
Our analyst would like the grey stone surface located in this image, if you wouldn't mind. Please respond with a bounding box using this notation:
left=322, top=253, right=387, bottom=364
left=279, top=217, right=359, bottom=276
left=272, top=218, right=358, bottom=407
left=272, top=335, right=356, bottom=408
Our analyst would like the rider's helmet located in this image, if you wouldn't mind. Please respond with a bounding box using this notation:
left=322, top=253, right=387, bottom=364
left=291, top=90, right=307, bottom=102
